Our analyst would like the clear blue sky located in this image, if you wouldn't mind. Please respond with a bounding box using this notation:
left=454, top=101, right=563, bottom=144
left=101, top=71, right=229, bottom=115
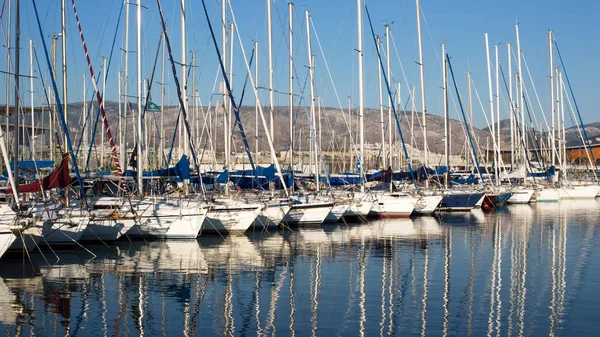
left=4, top=0, right=600, bottom=130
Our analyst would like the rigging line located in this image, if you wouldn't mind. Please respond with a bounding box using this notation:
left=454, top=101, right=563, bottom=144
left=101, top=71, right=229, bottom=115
left=137, top=32, right=169, bottom=168
left=309, top=16, right=359, bottom=158
left=519, top=50, right=547, bottom=137
left=270, top=10, right=334, bottom=189
left=554, top=39, right=599, bottom=177
left=156, top=0, right=208, bottom=197
left=31, top=0, right=88, bottom=206
left=223, top=0, right=293, bottom=195
left=274, top=4, right=331, bottom=174
left=197, top=0, right=261, bottom=190
left=70, top=0, right=131, bottom=202
left=75, top=1, right=124, bottom=169
left=561, top=78, right=593, bottom=173
left=500, top=65, right=544, bottom=173
left=33, top=47, right=61, bottom=149
left=364, top=3, right=416, bottom=185
left=446, top=52, right=484, bottom=183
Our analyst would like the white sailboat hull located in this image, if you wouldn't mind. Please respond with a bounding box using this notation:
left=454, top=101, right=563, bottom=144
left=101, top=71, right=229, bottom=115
left=369, top=194, right=415, bottom=218
left=129, top=199, right=208, bottom=239
left=324, top=204, right=350, bottom=223
left=536, top=188, right=560, bottom=202
left=507, top=189, right=534, bottom=204
left=8, top=220, right=52, bottom=252
left=282, top=203, right=333, bottom=226
left=413, top=195, right=443, bottom=215
left=204, top=204, right=262, bottom=234
left=559, top=185, right=600, bottom=200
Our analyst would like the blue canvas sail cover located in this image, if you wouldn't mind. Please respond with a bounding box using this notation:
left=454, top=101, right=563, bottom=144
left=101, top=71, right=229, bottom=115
left=143, top=155, right=191, bottom=180
left=3, top=160, right=55, bottom=179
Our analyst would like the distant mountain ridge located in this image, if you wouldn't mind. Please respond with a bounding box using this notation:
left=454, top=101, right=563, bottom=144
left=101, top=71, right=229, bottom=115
left=66, top=101, right=600, bottom=155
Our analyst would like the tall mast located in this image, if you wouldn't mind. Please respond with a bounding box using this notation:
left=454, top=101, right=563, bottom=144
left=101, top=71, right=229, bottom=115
left=410, top=84, right=415, bottom=166
left=61, top=0, right=67, bottom=152
left=467, top=70, right=473, bottom=168
left=13, top=0, right=20, bottom=183
left=494, top=44, right=500, bottom=185
left=254, top=40, right=259, bottom=165
left=123, top=0, right=130, bottom=169
left=221, top=0, right=229, bottom=196
left=5, top=0, right=10, bottom=159
left=397, top=82, right=402, bottom=165
left=101, top=56, right=107, bottom=169
left=160, top=32, right=165, bottom=167
left=357, top=0, right=364, bottom=192
left=508, top=43, right=514, bottom=169
left=85, top=73, right=89, bottom=166
left=116, top=71, right=119, bottom=169
left=559, top=70, right=565, bottom=173
left=288, top=2, right=294, bottom=182
left=416, top=0, right=428, bottom=181
left=136, top=0, right=143, bottom=195
left=484, top=32, right=496, bottom=182
left=228, top=21, right=234, bottom=174
left=555, top=67, right=562, bottom=170
left=267, top=0, right=275, bottom=150
left=29, top=39, right=34, bottom=159
left=51, top=36, right=57, bottom=162
left=181, top=0, right=188, bottom=158
left=442, top=43, right=449, bottom=188
left=385, top=24, right=392, bottom=170
left=181, top=0, right=189, bottom=194
left=515, top=24, right=525, bottom=167
left=306, top=10, right=318, bottom=192
left=548, top=30, right=555, bottom=167
left=376, top=36, right=386, bottom=169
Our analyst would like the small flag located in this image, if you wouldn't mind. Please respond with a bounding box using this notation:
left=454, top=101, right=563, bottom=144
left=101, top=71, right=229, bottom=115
left=146, top=100, right=160, bottom=113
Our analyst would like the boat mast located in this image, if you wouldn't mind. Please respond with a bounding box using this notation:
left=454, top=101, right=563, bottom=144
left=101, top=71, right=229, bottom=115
left=508, top=43, right=514, bottom=170
left=228, top=21, right=234, bottom=173
left=29, top=39, right=34, bottom=159
left=442, top=43, right=449, bottom=189
left=5, top=0, right=10, bottom=160
left=101, top=56, right=107, bottom=169
left=548, top=30, right=555, bottom=167
left=160, top=32, right=165, bottom=167
left=555, top=67, right=562, bottom=173
left=495, top=44, right=501, bottom=186
left=357, top=0, right=365, bottom=193
left=515, top=24, right=526, bottom=168
left=136, top=0, right=143, bottom=196
left=122, top=0, right=130, bottom=169
left=267, top=0, right=275, bottom=154
left=306, top=10, right=318, bottom=192
left=484, top=32, right=496, bottom=184
left=61, top=0, right=67, bottom=153
left=556, top=71, right=564, bottom=176
left=13, top=0, right=20, bottom=185
left=416, top=0, right=427, bottom=185
left=181, top=0, right=189, bottom=194
left=254, top=40, right=259, bottom=166
left=221, top=0, right=230, bottom=196
left=289, top=2, right=294, bottom=186
left=85, top=73, right=89, bottom=166
left=376, top=36, right=386, bottom=169
left=385, top=24, right=392, bottom=170
left=410, top=84, right=415, bottom=166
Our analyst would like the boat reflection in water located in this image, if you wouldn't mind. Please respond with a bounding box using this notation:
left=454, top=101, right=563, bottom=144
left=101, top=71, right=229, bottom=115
left=1, top=201, right=600, bottom=336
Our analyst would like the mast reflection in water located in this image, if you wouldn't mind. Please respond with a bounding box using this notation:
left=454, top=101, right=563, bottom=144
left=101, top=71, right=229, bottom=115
left=1, top=200, right=600, bottom=336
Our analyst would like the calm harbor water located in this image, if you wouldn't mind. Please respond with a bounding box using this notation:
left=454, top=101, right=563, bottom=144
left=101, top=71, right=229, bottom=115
left=1, top=200, right=600, bottom=336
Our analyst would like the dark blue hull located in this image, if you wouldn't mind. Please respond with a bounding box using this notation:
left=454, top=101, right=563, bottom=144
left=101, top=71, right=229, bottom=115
left=439, top=192, right=485, bottom=212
